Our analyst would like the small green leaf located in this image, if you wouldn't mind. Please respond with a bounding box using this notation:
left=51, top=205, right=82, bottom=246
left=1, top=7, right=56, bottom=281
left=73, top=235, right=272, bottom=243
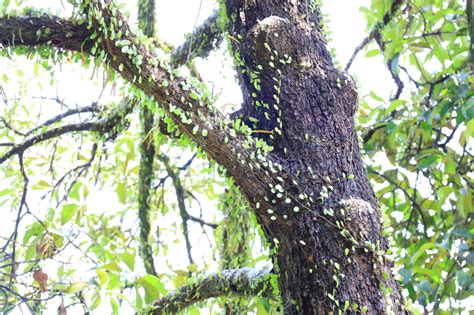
left=90, top=295, right=101, bottom=310
left=23, top=222, right=44, bottom=243
left=136, top=275, right=166, bottom=304
left=65, top=282, right=89, bottom=293
left=386, top=99, right=406, bottom=114
left=61, top=204, right=79, bottom=225
left=96, top=269, right=108, bottom=286
left=418, top=155, right=439, bottom=169
left=189, top=91, right=199, bottom=100
left=118, top=251, right=135, bottom=271
left=31, top=180, right=51, bottom=190
left=365, top=49, right=379, bottom=57
left=343, top=300, right=350, bottom=312
left=116, top=181, right=127, bottom=204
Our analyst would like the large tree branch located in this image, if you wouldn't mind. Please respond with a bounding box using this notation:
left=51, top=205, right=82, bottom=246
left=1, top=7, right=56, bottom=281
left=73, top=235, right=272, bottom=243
left=152, top=268, right=272, bottom=314
left=0, top=1, right=296, bottom=247
left=0, top=12, right=223, bottom=68
left=75, top=0, right=278, bottom=220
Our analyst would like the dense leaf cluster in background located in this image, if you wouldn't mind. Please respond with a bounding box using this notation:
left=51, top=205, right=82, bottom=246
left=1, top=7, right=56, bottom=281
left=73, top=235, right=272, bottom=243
left=355, top=0, right=473, bottom=312
left=0, top=0, right=471, bottom=314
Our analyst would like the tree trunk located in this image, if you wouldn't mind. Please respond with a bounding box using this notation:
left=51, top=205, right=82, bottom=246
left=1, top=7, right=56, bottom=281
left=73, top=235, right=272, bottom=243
left=224, top=1, right=406, bottom=313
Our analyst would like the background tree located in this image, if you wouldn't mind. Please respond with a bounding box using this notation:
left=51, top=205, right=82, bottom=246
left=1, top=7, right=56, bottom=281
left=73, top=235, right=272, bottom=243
left=0, top=0, right=471, bottom=314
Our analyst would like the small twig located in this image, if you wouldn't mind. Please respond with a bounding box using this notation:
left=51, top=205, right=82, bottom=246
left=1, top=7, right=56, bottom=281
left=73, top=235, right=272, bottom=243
left=345, top=0, right=404, bottom=71
left=26, top=104, right=99, bottom=136
left=187, top=214, right=218, bottom=229
left=178, top=153, right=197, bottom=170
left=9, top=153, right=29, bottom=288
left=186, top=0, right=204, bottom=64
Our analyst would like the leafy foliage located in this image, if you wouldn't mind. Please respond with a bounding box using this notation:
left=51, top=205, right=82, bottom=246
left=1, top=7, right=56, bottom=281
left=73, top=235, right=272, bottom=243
left=356, top=0, right=473, bottom=312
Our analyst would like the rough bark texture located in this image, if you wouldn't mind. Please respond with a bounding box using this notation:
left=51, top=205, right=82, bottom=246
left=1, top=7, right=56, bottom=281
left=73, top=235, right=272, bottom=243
left=153, top=268, right=271, bottom=314
left=225, top=1, right=405, bottom=313
left=0, top=1, right=406, bottom=313
left=0, top=16, right=92, bottom=51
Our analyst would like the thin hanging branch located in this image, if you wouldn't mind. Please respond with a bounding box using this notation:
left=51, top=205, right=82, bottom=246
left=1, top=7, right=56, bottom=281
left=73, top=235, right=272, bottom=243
left=218, top=185, right=253, bottom=313
left=157, top=154, right=195, bottom=265
left=137, top=0, right=158, bottom=277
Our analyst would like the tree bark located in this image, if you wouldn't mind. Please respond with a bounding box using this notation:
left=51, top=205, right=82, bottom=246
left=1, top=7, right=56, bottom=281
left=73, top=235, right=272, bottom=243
left=225, top=1, right=406, bottom=313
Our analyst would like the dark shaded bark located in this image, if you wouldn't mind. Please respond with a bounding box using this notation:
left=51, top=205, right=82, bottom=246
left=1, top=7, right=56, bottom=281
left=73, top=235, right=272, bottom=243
left=225, top=1, right=406, bottom=313
left=0, top=16, right=92, bottom=51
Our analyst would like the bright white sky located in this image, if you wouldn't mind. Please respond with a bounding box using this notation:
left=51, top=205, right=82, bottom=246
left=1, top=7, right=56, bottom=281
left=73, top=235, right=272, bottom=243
left=0, top=0, right=405, bottom=314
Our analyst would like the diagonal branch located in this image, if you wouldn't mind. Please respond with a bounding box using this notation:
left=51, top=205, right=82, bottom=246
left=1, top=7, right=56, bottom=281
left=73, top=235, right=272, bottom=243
left=152, top=268, right=272, bottom=314
left=0, top=2, right=282, bottom=233
left=26, top=104, right=99, bottom=136
left=76, top=0, right=273, bottom=216
left=0, top=99, right=134, bottom=164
